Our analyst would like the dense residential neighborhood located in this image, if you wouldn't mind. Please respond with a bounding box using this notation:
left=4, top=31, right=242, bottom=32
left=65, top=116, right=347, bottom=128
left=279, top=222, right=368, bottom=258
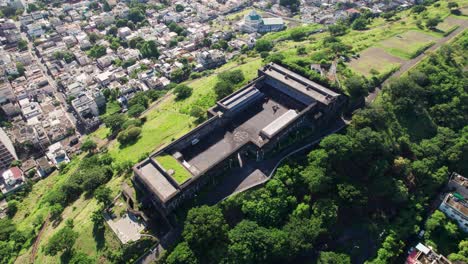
left=0, top=0, right=466, bottom=263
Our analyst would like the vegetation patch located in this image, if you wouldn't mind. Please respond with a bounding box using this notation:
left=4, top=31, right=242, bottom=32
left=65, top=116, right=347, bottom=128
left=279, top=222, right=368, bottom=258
left=378, top=30, right=438, bottom=59
left=155, top=155, right=191, bottom=184
left=436, top=16, right=463, bottom=34
left=348, top=47, right=403, bottom=77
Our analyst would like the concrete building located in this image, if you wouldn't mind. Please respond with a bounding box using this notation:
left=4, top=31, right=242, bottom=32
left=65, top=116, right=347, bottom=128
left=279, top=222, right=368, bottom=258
left=0, top=166, right=24, bottom=195
left=241, top=10, right=285, bottom=33
left=0, top=127, right=17, bottom=170
left=197, top=49, right=226, bottom=69
left=133, top=63, right=345, bottom=216
left=439, top=173, right=468, bottom=232
left=406, top=243, right=451, bottom=264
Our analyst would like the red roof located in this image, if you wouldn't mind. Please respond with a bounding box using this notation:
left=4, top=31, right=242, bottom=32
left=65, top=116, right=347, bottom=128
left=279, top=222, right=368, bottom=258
left=405, top=250, right=418, bottom=264
left=346, top=8, right=361, bottom=14
left=9, top=167, right=23, bottom=180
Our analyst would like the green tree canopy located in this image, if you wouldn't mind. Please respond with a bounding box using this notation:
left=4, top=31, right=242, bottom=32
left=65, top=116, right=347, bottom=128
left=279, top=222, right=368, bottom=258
left=182, top=206, right=228, bottom=259
left=43, top=226, right=78, bottom=256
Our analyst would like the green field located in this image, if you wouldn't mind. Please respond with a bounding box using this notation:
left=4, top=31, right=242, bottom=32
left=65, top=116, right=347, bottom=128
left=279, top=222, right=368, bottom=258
left=155, top=155, right=191, bottom=184
left=346, top=0, right=467, bottom=76
left=378, top=30, right=437, bottom=59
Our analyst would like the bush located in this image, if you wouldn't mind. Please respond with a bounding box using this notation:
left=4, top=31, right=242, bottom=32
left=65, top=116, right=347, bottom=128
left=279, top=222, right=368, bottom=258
left=214, top=80, right=233, bottom=100
left=174, top=84, right=193, bottom=100
left=117, top=127, right=142, bottom=145
left=218, top=70, right=245, bottom=84
left=190, top=106, right=206, bottom=123
left=127, top=104, right=146, bottom=117
left=290, top=28, right=307, bottom=41
left=81, top=140, right=97, bottom=153
left=255, top=39, right=273, bottom=52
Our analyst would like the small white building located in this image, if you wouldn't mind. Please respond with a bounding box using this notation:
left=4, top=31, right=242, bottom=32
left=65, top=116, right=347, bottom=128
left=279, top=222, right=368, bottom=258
left=439, top=173, right=468, bottom=232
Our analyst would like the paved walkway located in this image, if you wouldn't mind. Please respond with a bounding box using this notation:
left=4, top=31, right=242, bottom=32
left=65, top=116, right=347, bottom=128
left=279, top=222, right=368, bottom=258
left=198, top=117, right=348, bottom=205
left=366, top=21, right=468, bottom=103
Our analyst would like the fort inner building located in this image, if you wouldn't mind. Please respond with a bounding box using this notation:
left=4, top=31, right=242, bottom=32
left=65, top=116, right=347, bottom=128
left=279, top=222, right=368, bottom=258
left=133, top=63, right=346, bottom=216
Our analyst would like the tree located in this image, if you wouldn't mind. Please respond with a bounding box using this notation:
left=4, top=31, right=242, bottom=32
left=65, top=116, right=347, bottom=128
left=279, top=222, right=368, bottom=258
left=103, top=114, right=128, bottom=135
left=87, top=45, right=107, bottom=58
left=412, top=5, right=426, bottom=13
left=227, top=220, right=289, bottom=263
left=88, top=33, right=99, bottom=44
left=166, top=242, right=198, bottom=264
left=16, top=62, right=25, bottom=76
left=279, top=0, right=300, bottom=12
left=290, top=28, right=307, bottom=41
left=241, top=179, right=296, bottom=227
left=0, top=241, right=13, bottom=264
left=448, top=240, right=468, bottom=263
left=117, top=127, right=142, bottom=145
left=175, top=4, right=184, bottom=12
left=70, top=251, right=94, bottom=264
left=214, top=80, right=233, bottom=100
left=351, top=16, right=369, bottom=30
left=426, top=17, right=441, bottom=29
left=301, top=165, right=331, bottom=193
left=0, top=219, right=16, bottom=241
left=182, top=206, right=228, bottom=259
left=43, top=226, right=78, bottom=256
left=171, top=68, right=189, bottom=83
left=127, top=104, right=146, bottom=118
left=17, top=39, right=28, bottom=51
left=328, top=24, right=347, bottom=36
left=81, top=139, right=97, bottom=153
left=218, top=70, right=245, bottom=84
left=108, top=26, right=118, bottom=36
left=447, top=2, right=459, bottom=9
left=255, top=39, right=273, bottom=52
left=283, top=216, right=324, bottom=255
left=174, top=84, right=192, bottom=100
left=128, top=8, right=145, bottom=23
left=7, top=200, right=18, bottom=217
left=317, top=251, right=351, bottom=264
left=190, top=106, right=206, bottom=122
left=49, top=204, right=64, bottom=221
left=94, top=186, right=112, bottom=207
left=91, top=210, right=104, bottom=230
left=139, top=40, right=159, bottom=59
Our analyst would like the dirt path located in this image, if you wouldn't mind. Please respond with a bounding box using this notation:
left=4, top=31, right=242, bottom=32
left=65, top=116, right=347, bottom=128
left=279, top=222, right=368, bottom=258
left=366, top=22, right=468, bottom=103
left=30, top=214, right=50, bottom=263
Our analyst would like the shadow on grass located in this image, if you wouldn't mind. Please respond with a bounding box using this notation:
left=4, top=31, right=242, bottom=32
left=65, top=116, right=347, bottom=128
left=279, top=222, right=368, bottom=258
left=59, top=249, right=73, bottom=264
left=92, top=224, right=106, bottom=251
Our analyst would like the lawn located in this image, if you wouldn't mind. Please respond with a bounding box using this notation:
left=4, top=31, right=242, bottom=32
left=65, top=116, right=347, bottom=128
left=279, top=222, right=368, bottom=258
left=101, top=100, right=121, bottom=118
left=155, top=155, right=191, bottom=184
left=378, top=30, right=438, bottom=59
left=348, top=47, right=403, bottom=77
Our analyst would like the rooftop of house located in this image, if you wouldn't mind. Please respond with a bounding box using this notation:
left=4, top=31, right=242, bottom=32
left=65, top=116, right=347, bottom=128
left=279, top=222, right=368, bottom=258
left=406, top=243, right=451, bottom=264
left=443, top=193, right=468, bottom=217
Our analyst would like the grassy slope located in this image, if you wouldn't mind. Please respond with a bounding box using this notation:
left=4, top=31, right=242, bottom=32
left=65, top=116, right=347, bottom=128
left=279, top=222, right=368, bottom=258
left=107, top=58, right=262, bottom=165
left=13, top=160, right=122, bottom=264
